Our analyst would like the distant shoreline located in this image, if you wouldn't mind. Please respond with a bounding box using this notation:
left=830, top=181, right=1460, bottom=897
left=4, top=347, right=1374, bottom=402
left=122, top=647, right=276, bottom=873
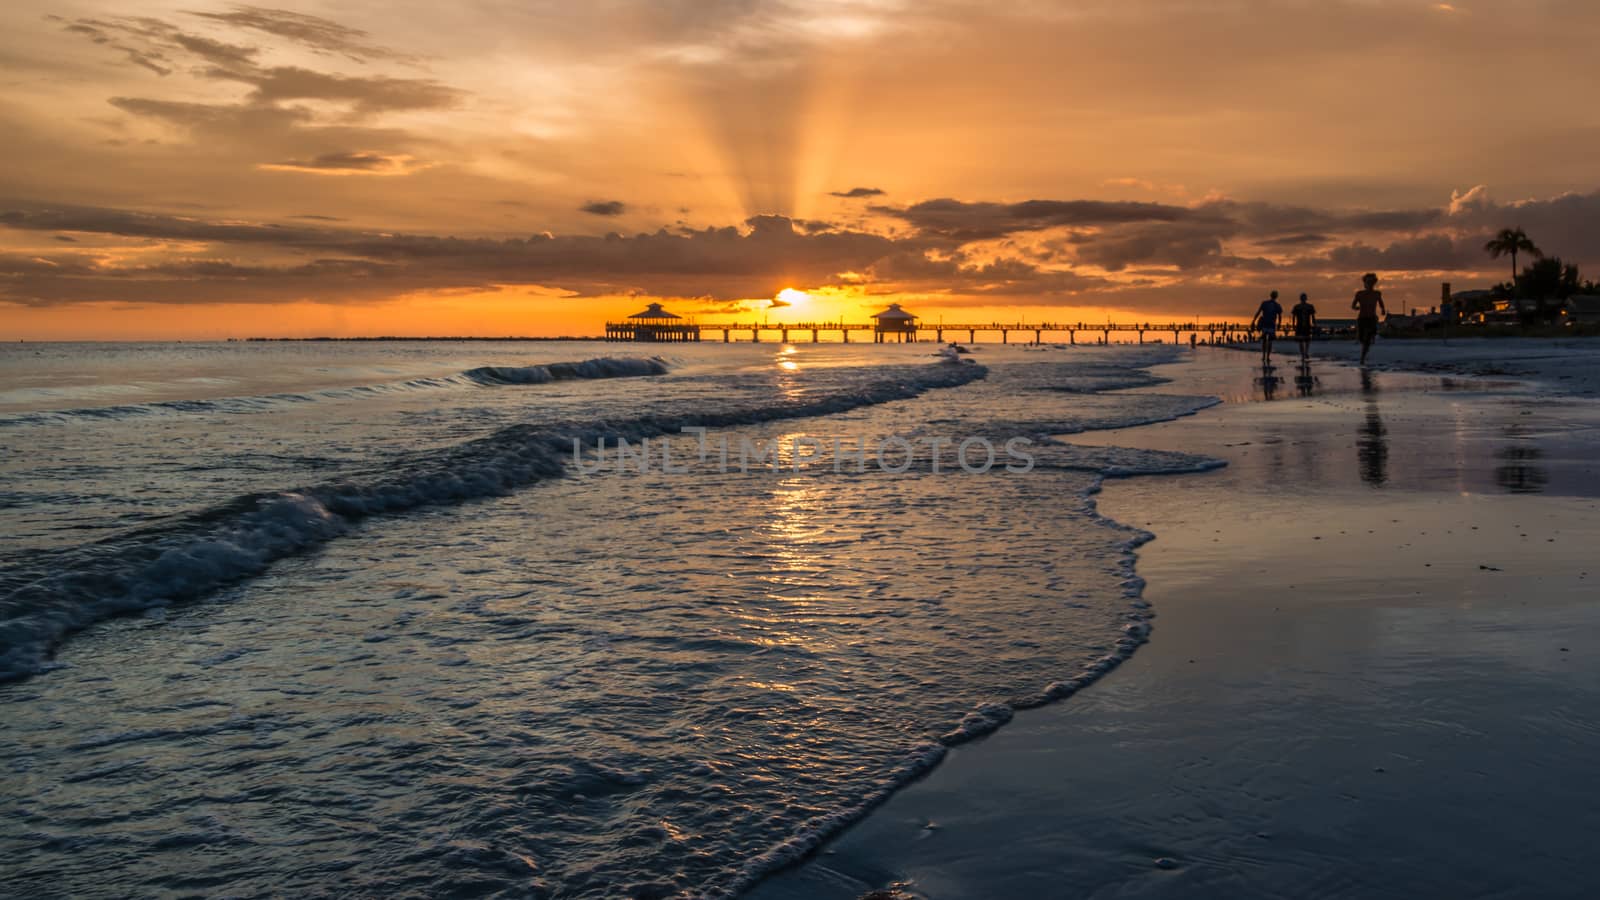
left=242, top=335, right=606, bottom=342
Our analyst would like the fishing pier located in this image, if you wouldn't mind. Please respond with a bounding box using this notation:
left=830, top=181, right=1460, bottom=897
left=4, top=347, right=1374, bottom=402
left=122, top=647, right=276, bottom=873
left=605, top=302, right=1252, bottom=344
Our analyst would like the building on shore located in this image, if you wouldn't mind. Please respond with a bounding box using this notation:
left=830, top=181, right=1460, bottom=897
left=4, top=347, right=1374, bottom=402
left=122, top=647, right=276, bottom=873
left=1564, top=295, right=1600, bottom=326
left=870, top=303, right=919, bottom=342
left=605, top=303, right=700, bottom=342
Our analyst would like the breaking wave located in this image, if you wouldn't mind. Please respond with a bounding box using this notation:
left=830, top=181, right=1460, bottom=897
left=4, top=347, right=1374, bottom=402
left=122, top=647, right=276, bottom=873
left=0, top=356, right=669, bottom=426
left=0, top=362, right=983, bottom=682
left=461, top=356, right=669, bottom=385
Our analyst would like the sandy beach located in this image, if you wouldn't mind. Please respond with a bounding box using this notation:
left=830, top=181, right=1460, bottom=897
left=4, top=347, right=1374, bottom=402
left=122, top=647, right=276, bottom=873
left=752, top=341, right=1600, bottom=899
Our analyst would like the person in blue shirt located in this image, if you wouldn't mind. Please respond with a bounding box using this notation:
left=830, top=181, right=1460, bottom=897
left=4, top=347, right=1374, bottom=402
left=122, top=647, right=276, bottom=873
left=1251, top=290, right=1284, bottom=365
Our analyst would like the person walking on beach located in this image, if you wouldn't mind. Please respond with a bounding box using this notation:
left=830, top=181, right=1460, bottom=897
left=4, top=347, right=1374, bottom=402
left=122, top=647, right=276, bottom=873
left=1252, top=290, right=1284, bottom=365
left=1291, top=293, right=1317, bottom=362
left=1352, top=273, right=1388, bottom=366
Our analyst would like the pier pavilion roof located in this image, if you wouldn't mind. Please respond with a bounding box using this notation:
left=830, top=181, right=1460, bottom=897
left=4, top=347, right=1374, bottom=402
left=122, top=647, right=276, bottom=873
left=871, top=303, right=917, bottom=321
left=628, top=302, right=681, bottom=319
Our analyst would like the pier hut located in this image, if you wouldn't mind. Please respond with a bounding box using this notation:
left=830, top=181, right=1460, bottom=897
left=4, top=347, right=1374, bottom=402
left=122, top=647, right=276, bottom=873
left=606, top=303, right=700, bottom=342
left=871, top=303, right=919, bottom=342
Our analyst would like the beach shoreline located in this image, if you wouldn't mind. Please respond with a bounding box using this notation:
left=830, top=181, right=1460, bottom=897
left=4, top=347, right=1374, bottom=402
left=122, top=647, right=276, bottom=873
left=1297, top=335, right=1600, bottom=395
left=750, top=345, right=1600, bottom=899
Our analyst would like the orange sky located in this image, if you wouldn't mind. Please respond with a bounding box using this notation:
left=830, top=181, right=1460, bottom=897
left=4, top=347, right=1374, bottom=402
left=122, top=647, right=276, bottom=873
left=2, top=0, right=1598, bottom=338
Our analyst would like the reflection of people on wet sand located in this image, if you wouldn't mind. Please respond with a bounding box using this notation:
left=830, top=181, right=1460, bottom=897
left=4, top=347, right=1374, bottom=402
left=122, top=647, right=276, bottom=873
left=1251, top=291, right=1284, bottom=365
left=1495, top=444, right=1549, bottom=493
left=1295, top=360, right=1316, bottom=397
left=1291, top=293, right=1316, bottom=362
left=1357, top=368, right=1388, bottom=487
left=1258, top=370, right=1281, bottom=400
left=1352, top=273, right=1388, bottom=366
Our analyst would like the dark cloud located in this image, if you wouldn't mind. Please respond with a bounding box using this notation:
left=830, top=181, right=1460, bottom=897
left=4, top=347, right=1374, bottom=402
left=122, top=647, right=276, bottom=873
left=7, top=186, right=1599, bottom=312
left=0, top=201, right=1118, bottom=306
left=580, top=200, right=627, bottom=216
left=1195, top=199, right=1442, bottom=237
left=283, top=151, right=392, bottom=171
left=1308, top=189, right=1600, bottom=274
left=1447, top=188, right=1600, bottom=263
left=1069, top=222, right=1248, bottom=272
left=829, top=187, right=885, bottom=198
left=107, top=96, right=311, bottom=133
left=874, top=197, right=1208, bottom=241
left=170, top=32, right=259, bottom=68
left=56, top=11, right=438, bottom=112
left=1322, top=234, right=1484, bottom=273
left=1259, top=233, right=1331, bottom=247
left=0, top=204, right=908, bottom=305
left=185, top=6, right=408, bottom=63
left=203, top=65, right=461, bottom=116
left=57, top=8, right=455, bottom=179
left=262, top=151, right=424, bottom=175
left=53, top=17, right=173, bottom=75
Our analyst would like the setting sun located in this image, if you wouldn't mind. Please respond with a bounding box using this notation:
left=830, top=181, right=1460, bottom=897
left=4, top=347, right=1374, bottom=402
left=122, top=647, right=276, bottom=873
left=775, top=288, right=812, bottom=309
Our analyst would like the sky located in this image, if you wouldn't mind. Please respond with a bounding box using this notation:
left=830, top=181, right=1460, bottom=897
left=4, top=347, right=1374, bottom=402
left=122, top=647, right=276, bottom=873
left=2, top=0, right=1598, bottom=338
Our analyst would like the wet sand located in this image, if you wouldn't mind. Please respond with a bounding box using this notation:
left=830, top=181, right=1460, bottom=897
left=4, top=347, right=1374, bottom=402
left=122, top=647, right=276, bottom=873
left=751, top=349, right=1600, bottom=899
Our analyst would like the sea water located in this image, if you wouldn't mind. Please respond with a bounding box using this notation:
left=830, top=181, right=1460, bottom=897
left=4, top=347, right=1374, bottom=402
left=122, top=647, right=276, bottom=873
left=0, top=340, right=1222, bottom=897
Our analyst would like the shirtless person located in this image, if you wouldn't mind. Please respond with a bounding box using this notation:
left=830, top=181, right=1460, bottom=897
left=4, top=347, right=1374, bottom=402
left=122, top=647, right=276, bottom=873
left=1351, top=273, right=1388, bottom=365
left=1291, top=293, right=1317, bottom=362
left=1252, top=291, right=1284, bottom=365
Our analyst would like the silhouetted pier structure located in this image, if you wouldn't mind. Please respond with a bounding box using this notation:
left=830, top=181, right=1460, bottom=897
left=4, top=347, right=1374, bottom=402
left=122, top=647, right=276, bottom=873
left=605, top=303, right=701, bottom=342
left=625, top=321, right=1253, bottom=344
left=606, top=302, right=1252, bottom=344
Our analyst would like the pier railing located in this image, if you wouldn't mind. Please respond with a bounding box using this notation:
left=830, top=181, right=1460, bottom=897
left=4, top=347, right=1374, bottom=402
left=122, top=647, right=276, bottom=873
left=605, top=320, right=1260, bottom=344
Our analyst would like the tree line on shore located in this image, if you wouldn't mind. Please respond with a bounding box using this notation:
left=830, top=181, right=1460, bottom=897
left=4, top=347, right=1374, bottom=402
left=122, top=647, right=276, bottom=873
left=1478, top=227, right=1598, bottom=322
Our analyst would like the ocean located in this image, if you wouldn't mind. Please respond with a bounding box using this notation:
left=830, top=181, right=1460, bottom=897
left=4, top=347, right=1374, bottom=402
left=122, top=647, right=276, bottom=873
left=0, top=340, right=1223, bottom=897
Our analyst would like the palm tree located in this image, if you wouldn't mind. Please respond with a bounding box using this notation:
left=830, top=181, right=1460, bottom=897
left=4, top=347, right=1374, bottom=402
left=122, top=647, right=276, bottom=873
left=1484, top=227, right=1542, bottom=294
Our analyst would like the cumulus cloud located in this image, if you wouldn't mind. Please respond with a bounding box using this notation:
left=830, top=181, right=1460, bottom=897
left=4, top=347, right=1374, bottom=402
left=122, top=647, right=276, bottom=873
left=1323, top=234, right=1478, bottom=272
left=1310, top=189, right=1600, bottom=274
left=829, top=187, right=885, bottom=198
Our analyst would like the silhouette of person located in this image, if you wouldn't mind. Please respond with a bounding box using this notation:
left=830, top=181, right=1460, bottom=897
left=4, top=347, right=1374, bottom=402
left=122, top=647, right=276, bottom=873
left=1352, top=273, right=1388, bottom=366
left=1251, top=291, right=1284, bottom=366
left=1290, top=293, right=1316, bottom=362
